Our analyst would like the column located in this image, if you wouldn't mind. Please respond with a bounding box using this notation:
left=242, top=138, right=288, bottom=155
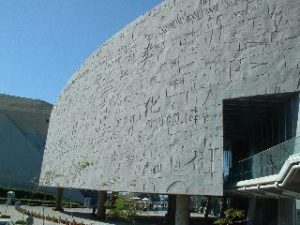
left=54, top=187, right=64, bottom=211
left=96, top=190, right=107, bottom=219
left=278, top=198, right=296, bottom=225
left=204, top=196, right=211, bottom=219
left=175, top=195, right=190, bottom=225
left=166, top=195, right=176, bottom=224
left=246, top=197, right=256, bottom=225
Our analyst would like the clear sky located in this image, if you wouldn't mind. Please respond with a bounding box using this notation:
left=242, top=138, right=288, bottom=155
left=0, top=0, right=161, bottom=104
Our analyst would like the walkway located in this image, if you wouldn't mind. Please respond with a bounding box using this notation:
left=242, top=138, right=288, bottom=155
left=0, top=205, right=127, bottom=225
left=0, top=204, right=210, bottom=225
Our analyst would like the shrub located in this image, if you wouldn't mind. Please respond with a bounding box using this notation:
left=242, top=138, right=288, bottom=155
left=106, top=194, right=137, bottom=224
left=0, top=187, right=54, bottom=200
left=214, top=208, right=245, bottom=225
left=0, top=214, right=11, bottom=218
left=15, top=220, right=26, bottom=225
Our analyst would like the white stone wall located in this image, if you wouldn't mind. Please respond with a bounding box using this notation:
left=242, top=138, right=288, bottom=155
left=40, top=0, right=300, bottom=196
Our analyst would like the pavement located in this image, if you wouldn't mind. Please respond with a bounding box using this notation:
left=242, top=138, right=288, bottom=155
left=0, top=205, right=207, bottom=225
left=0, top=205, right=56, bottom=225
left=0, top=205, right=127, bottom=225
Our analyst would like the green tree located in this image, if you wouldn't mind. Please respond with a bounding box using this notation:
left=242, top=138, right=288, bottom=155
left=106, top=193, right=137, bottom=224
left=214, top=208, right=245, bottom=225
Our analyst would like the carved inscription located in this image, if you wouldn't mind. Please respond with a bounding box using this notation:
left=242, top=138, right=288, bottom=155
left=41, top=0, right=300, bottom=196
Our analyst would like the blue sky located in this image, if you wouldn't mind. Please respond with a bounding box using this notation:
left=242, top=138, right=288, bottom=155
left=0, top=0, right=161, bottom=104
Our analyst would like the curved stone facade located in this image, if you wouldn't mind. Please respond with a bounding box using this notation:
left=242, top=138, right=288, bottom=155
left=40, top=0, right=300, bottom=196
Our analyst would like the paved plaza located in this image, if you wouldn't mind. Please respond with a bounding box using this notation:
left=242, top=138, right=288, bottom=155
left=0, top=205, right=56, bottom=225
left=0, top=204, right=207, bottom=225
left=0, top=205, right=128, bottom=225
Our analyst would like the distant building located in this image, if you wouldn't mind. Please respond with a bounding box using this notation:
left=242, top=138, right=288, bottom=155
left=0, top=94, right=52, bottom=189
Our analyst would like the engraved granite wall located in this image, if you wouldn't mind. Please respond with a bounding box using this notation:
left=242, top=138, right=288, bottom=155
left=40, top=0, right=300, bottom=196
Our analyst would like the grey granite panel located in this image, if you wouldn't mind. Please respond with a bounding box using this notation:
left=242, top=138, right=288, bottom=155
left=40, top=0, right=300, bottom=196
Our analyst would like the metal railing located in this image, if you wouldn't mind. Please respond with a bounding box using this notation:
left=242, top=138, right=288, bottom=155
left=226, top=136, right=300, bottom=186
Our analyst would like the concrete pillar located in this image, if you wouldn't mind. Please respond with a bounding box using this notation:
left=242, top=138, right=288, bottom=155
left=246, top=197, right=256, bottom=225
left=54, top=187, right=64, bottom=211
left=220, top=196, right=228, bottom=218
left=296, top=200, right=300, bottom=225
left=175, top=195, right=190, bottom=225
left=96, top=191, right=107, bottom=219
left=204, top=196, right=211, bottom=219
left=166, top=195, right=176, bottom=224
left=253, top=198, right=278, bottom=225
left=278, top=198, right=296, bottom=225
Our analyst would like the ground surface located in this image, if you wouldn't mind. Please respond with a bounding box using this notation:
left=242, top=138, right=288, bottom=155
left=0, top=204, right=210, bottom=225
left=0, top=205, right=127, bottom=225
